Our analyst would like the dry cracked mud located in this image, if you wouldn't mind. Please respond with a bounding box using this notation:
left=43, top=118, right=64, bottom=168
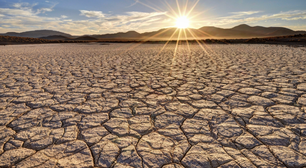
left=1, top=43, right=306, bottom=168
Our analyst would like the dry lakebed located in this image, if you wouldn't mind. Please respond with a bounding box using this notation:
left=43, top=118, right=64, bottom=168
left=1, top=43, right=306, bottom=167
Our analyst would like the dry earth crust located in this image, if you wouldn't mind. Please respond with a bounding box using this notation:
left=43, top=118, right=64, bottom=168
left=1, top=43, right=306, bottom=167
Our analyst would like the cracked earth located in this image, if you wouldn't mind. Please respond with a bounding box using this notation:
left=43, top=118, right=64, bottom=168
left=1, top=43, right=306, bottom=168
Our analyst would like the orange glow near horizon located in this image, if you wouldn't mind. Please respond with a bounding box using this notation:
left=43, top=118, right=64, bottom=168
left=125, top=0, right=221, bottom=75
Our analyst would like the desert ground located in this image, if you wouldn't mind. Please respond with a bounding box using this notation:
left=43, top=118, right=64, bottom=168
left=0, top=43, right=306, bottom=168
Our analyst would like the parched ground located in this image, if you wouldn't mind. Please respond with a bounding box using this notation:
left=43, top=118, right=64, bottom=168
left=1, top=43, right=306, bottom=168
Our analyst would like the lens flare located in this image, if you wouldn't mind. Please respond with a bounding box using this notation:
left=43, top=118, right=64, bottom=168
left=127, top=0, right=222, bottom=75
left=176, top=16, right=190, bottom=29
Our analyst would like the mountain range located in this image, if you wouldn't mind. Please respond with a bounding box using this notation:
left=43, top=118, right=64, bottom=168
left=1, top=24, right=305, bottom=40
left=1, top=30, right=72, bottom=38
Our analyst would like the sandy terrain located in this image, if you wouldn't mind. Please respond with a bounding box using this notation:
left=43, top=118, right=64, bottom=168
left=1, top=43, right=306, bottom=167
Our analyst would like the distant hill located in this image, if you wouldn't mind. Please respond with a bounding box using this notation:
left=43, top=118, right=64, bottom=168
left=40, top=35, right=72, bottom=40
left=227, top=24, right=304, bottom=37
left=0, top=30, right=72, bottom=38
left=74, top=36, right=98, bottom=41
left=1, top=33, right=306, bottom=45
left=89, top=24, right=306, bottom=40
left=1, top=24, right=305, bottom=40
left=91, top=31, right=142, bottom=39
left=0, top=35, right=91, bottom=44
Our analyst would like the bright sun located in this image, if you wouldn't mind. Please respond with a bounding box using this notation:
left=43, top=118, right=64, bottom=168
left=176, top=16, right=190, bottom=29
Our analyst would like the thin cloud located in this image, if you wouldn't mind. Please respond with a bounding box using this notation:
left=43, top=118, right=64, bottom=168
left=0, top=8, right=33, bottom=16
left=230, top=11, right=262, bottom=15
left=283, top=16, right=306, bottom=21
left=219, top=11, right=263, bottom=20
left=118, top=11, right=166, bottom=22
left=1, top=2, right=305, bottom=35
left=0, top=3, right=167, bottom=35
left=36, top=8, right=53, bottom=14
left=1, top=2, right=54, bottom=16
left=12, top=2, right=38, bottom=10
left=126, top=0, right=139, bottom=8
left=205, top=10, right=306, bottom=27
left=12, top=3, right=25, bottom=8
left=269, top=10, right=306, bottom=20
left=80, top=10, right=105, bottom=18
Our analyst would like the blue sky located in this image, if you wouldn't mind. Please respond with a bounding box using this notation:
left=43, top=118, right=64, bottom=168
left=0, top=0, right=306, bottom=35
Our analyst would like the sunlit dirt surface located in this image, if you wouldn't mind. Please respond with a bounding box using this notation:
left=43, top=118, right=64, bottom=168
left=1, top=43, right=306, bottom=167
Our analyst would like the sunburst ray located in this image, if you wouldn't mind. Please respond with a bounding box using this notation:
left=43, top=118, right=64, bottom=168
left=189, top=29, right=228, bottom=68
left=176, top=0, right=182, bottom=16
left=194, top=29, right=230, bottom=66
left=183, top=0, right=189, bottom=16
left=157, top=28, right=179, bottom=56
left=118, top=28, right=172, bottom=55
left=183, top=28, right=191, bottom=56
left=128, top=0, right=222, bottom=71
left=187, top=28, right=218, bottom=67
left=174, top=28, right=182, bottom=58
left=136, top=0, right=177, bottom=20
left=163, top=0, right=180, bottom=18
left=170, top=28, right=183, bottom=76
left=186, top=0, right=199, bottom=17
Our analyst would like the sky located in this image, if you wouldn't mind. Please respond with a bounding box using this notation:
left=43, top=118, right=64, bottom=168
left=0, top=0, right=306, bottom=35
